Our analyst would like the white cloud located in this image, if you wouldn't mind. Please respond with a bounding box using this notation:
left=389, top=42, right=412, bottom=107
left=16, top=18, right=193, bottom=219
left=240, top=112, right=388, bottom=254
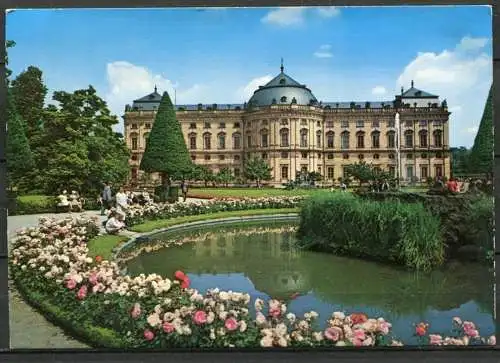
left=397, top=36, right=491, bottom=148
left=371, top=86, right=387, bottom=95
left=317, top=7, right=341, bottom=18
left=261, top=7, right=305, bottom=26
left=237, top=75, right=273, bottom=101
left=313, top=44, right=333, bottom=58
left=456, top=36, right=489, bottom=52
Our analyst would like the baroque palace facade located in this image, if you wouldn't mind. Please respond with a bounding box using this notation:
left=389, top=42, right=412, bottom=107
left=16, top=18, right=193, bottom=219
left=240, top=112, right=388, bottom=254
left=123, top=64, right=451, bottom=186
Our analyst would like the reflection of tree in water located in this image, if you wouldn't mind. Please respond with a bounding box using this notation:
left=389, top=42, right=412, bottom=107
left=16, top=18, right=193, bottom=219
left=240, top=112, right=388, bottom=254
left=126, top=226, right=493, bottom=317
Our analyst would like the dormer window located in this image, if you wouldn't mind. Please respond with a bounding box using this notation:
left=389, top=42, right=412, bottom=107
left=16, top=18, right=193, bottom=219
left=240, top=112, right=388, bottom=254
left=272, top=98, right=277, bottom=104
left=279, top=79, right=286, bottom=85
left=291, top=97, right=297, bottom=104
left=280, top=96, right=287, bottom=103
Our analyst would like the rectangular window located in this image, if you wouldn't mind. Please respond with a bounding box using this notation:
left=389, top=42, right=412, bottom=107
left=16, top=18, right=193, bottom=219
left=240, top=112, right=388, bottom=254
left=190, top=137, right=196, bottom=149
left=145, top=123, right=151, bottom=129
left=234, top=168, right=240, bottom=177
left=356, top=120, right=365, bottom=128
left=204, top=154, right=211, bottom=160
left=218, top=135, right=226, bottom=149
left=219, top=155, right=225, bottom=160
left=300, top=119, right=307, bottom=126
left=388, top=120, right=395, bottom=128
left=281, top=152, right=288, bottom=159
left=301, top=152, right=308, bottom=159
left=191, top=155, right=196, bottom=161
left=247, top=135, right=252, bottom=148
left=420, top=166, right=428, bottom=179
left=326, top=121, right=334, bottom=128
left=435, top=165, right=443, bottom=177
left=327, top=153, right=334, bottom=159
left=131, top=124, right=138, bottom=129
left=388, top=166, right=396, bottom=177
left=341, top=120, right=349, bottom=128
left=327, top=167, right=334, bottom=179
left=219, top=122, right=226, bottom=129
left=262, top=153, right=267, bottom=159
left=433, top=120, right=443, bottom=127
left=131, top=138, right=138, bottom=150
left=406, top=166, right=414, bottom=180
left=405, top=120, right=413, bottom=127
left=189, top=123, right=197, bottom=129
left=234, top=122, right=241, bottom=128
left=419, top=120, right=428, bottom=127
left=261, top=134, right=268, bottom=147
left=281, top=166, right=289, bottom=180
left=372, top=120, right=380, bottom=128
left=204, top=122, right=211, bottom=129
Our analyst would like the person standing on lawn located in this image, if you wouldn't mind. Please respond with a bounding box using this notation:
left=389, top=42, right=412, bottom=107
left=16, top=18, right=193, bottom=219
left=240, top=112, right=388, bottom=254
left=115, top=186, right=129, bottom=219
left=180, top=180, right=189, bottom=202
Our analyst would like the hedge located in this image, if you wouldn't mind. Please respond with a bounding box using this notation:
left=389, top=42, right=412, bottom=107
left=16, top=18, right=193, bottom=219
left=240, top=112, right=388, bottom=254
left=296, top=192, right=444, bottom=271
left=10, top=195, right=100, bottom=215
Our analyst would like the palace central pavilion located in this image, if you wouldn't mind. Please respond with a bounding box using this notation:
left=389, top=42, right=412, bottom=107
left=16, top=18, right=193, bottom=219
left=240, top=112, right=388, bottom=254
left=124, top=63, right=451, bottom=186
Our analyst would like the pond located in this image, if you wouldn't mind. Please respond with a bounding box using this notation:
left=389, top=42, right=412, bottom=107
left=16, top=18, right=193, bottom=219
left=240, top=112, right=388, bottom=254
left=122, top=220, right=495, bottom=345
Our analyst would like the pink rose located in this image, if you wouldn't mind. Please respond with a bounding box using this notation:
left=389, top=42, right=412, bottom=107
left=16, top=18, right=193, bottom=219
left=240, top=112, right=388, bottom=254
left=352, top=338, right=363, bottom=347
left=224, top=317, right=238, bottom=331
left=462, top=321, right=475, bottom=331
left=429, top=334, right=443, bottom=345
left=163, top=322, right=175, bottom=333
left=89, top=273, right=98, bottom=285
left=130, top=303, right=141, bottom=319
left=353, top=329, right=366, bottom=341
left=76, top=285, right=87, bottom=300
left=144, top=329, right=155, bottom=341
left=487, top=336, right=496, bottom=345
left=324, top=327, right=343, bottom=342
left=464, top=328, right=479, bottom=338
left=378, top=321, right=391, bottom=335
left=269, top=307, right=281, bottom=318
left=66, top=279, right=77, bottom=290
left=193, top=310, right=208, bottom=325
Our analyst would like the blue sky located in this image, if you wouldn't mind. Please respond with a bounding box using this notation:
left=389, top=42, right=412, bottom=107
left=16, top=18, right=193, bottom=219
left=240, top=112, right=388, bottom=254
left=7, top=6, right=492, bottom=147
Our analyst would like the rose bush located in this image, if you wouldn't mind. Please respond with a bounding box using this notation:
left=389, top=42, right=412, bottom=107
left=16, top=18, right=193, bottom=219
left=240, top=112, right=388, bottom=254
left=10, top=213, right=495, bottom=348
left=125, top=196, right=304, bottom=226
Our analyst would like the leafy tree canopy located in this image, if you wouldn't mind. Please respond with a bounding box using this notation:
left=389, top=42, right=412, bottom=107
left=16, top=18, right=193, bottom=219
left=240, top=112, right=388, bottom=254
left=244, top=155, right=272, bottom=187
left=469, top=85, right=493, bottom=176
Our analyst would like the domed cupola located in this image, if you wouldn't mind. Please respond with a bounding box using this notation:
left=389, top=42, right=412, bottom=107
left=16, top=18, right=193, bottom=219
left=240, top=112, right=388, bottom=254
left=248, top=59, right=318, bottom=107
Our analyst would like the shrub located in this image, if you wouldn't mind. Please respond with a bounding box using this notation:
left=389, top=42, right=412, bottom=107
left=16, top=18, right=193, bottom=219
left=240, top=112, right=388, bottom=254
left=14, top=195, right=58, bottom=215
left=297, top=193, right=443, bottom=271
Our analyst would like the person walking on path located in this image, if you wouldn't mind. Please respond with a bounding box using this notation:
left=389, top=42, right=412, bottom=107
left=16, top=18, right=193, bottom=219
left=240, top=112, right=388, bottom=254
left=101, top=182, right=113, bottom=214
left=180, top=180, right=189, bottom=202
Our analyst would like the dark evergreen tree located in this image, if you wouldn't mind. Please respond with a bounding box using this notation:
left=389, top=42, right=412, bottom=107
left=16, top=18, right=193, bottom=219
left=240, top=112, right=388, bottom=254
left=6, top=91, right=34, bottom=190
left=469, top=86, right=493, bottom=175
left=11, top=66, right=48, bottom=140
left=140, top=91, right=192, bottom=186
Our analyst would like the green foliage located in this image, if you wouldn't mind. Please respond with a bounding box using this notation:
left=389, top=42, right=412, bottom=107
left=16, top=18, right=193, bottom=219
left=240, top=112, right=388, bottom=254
left=215, top=167, right=234, bottom=187
left=243, top=155, right=272, bottom=187
left=26, top=86, right=130, bottom=196
left=469, top=86, right=493, bottom=175
left=188, top=165, right=214, bottom=186
left=297, top=193, right=444, bottom=271
left=344, top=161, right=390, bottom=185
left=6, top=40, right=16, bottom=81
left=140, top=91, right=192, bottom=182
left=6, top=91, right=34, bottom=189
left=450, top=147, right=471, bottom=175
left=9, top=194, right=100, bottom=215
left=11, top=66, right=48, bottom=140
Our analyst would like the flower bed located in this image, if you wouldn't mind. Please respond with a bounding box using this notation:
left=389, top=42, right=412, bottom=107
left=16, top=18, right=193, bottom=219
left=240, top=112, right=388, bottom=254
left=10, top=215, right=495, bottom=348
left=125, top=197, right=305, bottom=226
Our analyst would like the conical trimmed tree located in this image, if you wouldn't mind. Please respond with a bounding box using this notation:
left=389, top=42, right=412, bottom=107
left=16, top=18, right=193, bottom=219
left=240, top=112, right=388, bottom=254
left=6, top=90, right=34, bottom=190
left=469, top=85, right=493, bottom=175
left=140, top=91, right=192, bottom=188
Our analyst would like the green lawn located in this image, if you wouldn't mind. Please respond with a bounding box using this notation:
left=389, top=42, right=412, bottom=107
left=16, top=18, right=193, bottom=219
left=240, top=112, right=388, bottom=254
left=17, top=195, right=55, bottom=204
left=87, top=208, right=300, bottom=259
left=188, top=188, right=319, bottom=198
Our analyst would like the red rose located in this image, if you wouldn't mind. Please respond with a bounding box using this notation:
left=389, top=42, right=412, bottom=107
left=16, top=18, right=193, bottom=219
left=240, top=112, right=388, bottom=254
left=174, top=270, right=186, bottom=281
left=95, top=255, right=102, bottom=263
left=181, top=277, right=190, bottom=289
left=350, top=313, right=368, bottom=325
left=415, top=323, right=428, bottom=336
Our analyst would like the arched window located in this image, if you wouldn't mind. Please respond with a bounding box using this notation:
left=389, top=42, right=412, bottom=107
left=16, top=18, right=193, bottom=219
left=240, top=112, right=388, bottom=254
left=316, top=130, right=322, bottom=147
left=143, top=132, right=150, bottom=149
left=203, top=132, right=212, bottom=150
left=341, top=131, right=350, bottom=150
left=300, top=128, right=308, bottom=147
left=280, top=96, right=287, bottom=103
left=326, top=131, right=334, bottom=148
left=419, top=130, right=428, bottom=147
left=131, top=168, right=138, bottom=179
left=371, top=131, right=380, bottom=148
left=188, top=132, right=197, bottom=150
left=356, top=131, right=365, bottom=149
left=232, top=132, right=241, bottom=149
left=217, top=132, right=226, bottom=149
left=387, top=131, right=395, bottom=148
left=130, top=132, right=138, bottom=150
left=404, top=130, right=414, bottom=148
left=280, top=128, right=289, bottom=147
left=260, top=129, right=269, bottom=147
left=433, top=130, right=443, bottom=147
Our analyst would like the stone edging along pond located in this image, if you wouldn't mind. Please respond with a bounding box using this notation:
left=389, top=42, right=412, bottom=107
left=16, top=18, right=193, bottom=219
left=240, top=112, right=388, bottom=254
left=10, top=200, right=496, bottom=349
left=114, top=214, right=300, bottom=260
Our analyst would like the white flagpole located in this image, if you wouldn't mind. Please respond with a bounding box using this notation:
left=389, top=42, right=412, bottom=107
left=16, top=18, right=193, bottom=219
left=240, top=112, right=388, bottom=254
left=395, top=112, right=401, bottom=190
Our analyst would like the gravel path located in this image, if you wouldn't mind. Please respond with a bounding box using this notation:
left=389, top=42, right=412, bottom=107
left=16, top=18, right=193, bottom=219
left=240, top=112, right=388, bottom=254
left=8, top=198, right=205, bottom=349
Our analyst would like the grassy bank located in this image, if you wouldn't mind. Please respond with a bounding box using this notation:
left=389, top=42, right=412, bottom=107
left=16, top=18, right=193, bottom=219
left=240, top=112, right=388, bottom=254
left=88, top=208, right=299, bottom=259
left=297, top=192, right=443, bottom=271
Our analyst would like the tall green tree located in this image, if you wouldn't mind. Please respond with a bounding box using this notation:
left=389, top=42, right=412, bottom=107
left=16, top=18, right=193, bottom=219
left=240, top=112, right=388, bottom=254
left=469, top=85, right=493, bottom=175
left=450, top=147, right=471, bottom=175
left=31, top=86, right=129, bottom=195
left=216, top=167, right=234, bottom=187
left=6, top=91, right=34, bottom=190
left=11, top=66, right=48, bottom=140
left=140, top=91, right=192, bottom=186
left=243, top=155, right=272, bottom=187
